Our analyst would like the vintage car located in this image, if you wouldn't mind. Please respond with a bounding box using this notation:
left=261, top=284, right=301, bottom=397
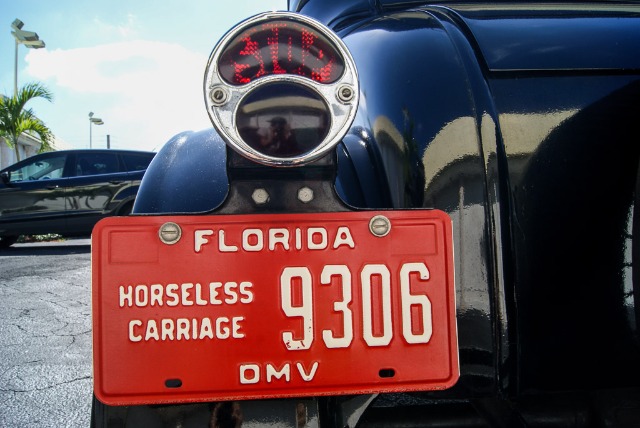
left=0, top=149, right=155, bottom=248
left=90, top=0, right=640, bottom=426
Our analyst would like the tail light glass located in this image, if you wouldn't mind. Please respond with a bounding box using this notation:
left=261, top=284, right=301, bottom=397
left=237, top=83, right=330, bottom=158
left=218, top=20, right=345, bottom=85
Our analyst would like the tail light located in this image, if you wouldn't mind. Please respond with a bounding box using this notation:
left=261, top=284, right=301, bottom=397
left=204, top=12, right=359, bottom=167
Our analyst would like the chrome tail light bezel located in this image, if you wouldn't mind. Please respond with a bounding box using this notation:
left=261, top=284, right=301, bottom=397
left=204, top=11, right=359, bottom=167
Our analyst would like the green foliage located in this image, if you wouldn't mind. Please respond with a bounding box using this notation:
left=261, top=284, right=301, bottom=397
left=0, top=82, right=54, bottom=161
left=17, top=234, right=64, bottom=243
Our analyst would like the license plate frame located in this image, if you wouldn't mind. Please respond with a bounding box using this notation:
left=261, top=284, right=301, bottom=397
left=92, top=210, right=458, bottom=405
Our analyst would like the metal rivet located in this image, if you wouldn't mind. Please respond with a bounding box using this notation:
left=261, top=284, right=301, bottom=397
left=210, top=86, right=228, bottom=106
left=159, top=222, right=182, bottom=245
left=252, top=188, right=270, bottom=205
left=298, top=186, right=314, bottom=203
left=336, top=84, right=355, bottom=103
left=369, top=215, right=391, bottom=237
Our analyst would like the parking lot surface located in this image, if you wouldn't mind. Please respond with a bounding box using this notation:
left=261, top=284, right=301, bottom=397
left=0, top=239, right=92, bottom=427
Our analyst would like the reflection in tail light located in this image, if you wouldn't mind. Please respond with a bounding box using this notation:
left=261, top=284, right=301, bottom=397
left=237, top=83, right=330, bottom=158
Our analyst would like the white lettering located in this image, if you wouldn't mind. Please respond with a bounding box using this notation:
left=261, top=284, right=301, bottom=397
left=129, top=317, right=245, bottom=342
left=209, top=282, right=223, bottom=304
left=224, top=282, right=238, bottom=304
left=240, top=281, right=254, bottom=303
left=219, top=230, right=238, bottom=252
left=216, top=317, right=230, bottom=339
left=307, top=227, right=327, bottom=250
left=238, top=362, right=320, bottom=385
left=281, top=267, right=314, bottom=350
left=240, top=364, right=260, bottom=384
left=150, top=284, right=163, bottom=306
left=129, top=320, right=142, bottom=342
left=400, top=263, right=432, bottom=344
left=243, top=229, right=264, bottom=251
left=333, top=226, right=355, bottom=249
left=295, top=228, right=302, bottom=250
left=166, top=284, right=179, bottom=306
left=233, top=316, right=245, bottom=338
left=135, top=284, right=148, bottom=307
left=120, top=285, right=133, bottom=307
left=269, top=228, right=290, bottom=250
left=176, top=318, right=190, bottom=340
left=200, top=318, right=214, bottom=339
left=195, top=283, right=208, bottom=305
left=162, top=319, right=174, bottom=340
left=297, top=362, right=319, bottom=381
left=123, top=282, right=253, bottom=308
left=181, top=283, right=194, bottom=306
left=266, top=364, right=290, bottom=382
left=321, top=265, right=353, bottom=348
left=145, top=319, right=160, bottom=341
left=361, top=264, right=393, bottom=347
left=194, top=226, right=357, bottom=253
left=194, top=230, right=214, bottom=253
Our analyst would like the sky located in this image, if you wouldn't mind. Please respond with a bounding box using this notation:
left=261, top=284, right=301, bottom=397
left=1, top=0, right=287, bottom=152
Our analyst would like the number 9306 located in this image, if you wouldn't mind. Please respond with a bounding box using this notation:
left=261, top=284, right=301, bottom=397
left=280, top=262, right=433, bottom=350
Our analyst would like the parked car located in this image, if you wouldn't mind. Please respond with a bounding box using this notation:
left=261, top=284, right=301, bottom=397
left=0, top=149, right=155, bottom=248
left=90, top=1, right=640, bottom=427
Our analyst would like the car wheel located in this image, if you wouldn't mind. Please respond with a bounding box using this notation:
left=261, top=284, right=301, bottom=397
left=0, top=236, right=18, bottom=249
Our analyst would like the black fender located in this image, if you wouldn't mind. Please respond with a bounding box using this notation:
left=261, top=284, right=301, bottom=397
left=133, top=129, right=229, bottom=214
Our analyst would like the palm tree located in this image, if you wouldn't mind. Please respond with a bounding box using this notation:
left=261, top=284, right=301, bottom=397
left=0, top=82, right=54, bottom=162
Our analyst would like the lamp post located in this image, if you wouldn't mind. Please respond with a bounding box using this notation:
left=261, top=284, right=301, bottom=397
left=89, top=112, right=104, bottom=149
left=11, top=19, right=45, bottom=97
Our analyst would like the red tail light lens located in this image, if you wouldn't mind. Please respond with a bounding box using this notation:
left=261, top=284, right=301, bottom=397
left=218, top=20, right=345, bottom=85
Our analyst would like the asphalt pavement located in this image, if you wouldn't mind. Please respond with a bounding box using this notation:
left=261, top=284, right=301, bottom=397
left=0, top=239, right=92, bottom=427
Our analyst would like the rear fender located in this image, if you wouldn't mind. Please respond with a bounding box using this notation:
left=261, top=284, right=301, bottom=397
left=133, top=130, right=229, bottom=214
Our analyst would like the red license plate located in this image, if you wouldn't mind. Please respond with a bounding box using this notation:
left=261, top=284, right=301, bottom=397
left=92, top=210, right=458, bottom=405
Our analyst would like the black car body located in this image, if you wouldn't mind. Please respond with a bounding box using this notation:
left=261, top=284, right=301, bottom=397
left=0, top=149, right=155, bottom=247
left=91, top=1, right=640, bottom=426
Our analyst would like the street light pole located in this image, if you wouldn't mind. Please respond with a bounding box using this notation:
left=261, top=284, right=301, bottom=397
left=88, top=112, right=104, bottom=149
left=11, top=19, right=45, bottom=97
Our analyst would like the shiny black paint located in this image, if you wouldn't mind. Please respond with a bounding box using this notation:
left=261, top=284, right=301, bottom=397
left=0, top=149, right=154, bottom=242
left=99, top=1, right=640, bottom=426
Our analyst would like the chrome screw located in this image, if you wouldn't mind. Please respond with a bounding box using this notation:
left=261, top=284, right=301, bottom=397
left=369, top=215, right=391, bottom=237
left=297, top=186, right=314, bottom=203
left=159, top=222, right=182, bottom=245
left=252, top=188, right=270, bottom=205
left=210, top=86, right=228, bottom=106
left=336, top=84, right=355, bottom=103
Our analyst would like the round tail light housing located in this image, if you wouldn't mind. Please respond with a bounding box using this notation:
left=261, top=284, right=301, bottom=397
left=204, top=12, right=359, bottom=167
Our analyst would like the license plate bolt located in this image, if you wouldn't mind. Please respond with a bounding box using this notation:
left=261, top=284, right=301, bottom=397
left=159, top=222, right=182, bottom=245
left=369, top=215, right=391, bottom=237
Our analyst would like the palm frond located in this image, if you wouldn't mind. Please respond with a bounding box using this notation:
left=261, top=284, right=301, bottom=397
left=0, top=82, right=55, bottom=157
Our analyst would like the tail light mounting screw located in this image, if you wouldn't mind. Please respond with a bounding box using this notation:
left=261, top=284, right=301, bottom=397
left=210, top=86, right=229, bottom=106
left=297, top=187, right=314, bottom=203
left=337, top=84, right=355, bottom=103
left=252, top=188, right=270, bottom=205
